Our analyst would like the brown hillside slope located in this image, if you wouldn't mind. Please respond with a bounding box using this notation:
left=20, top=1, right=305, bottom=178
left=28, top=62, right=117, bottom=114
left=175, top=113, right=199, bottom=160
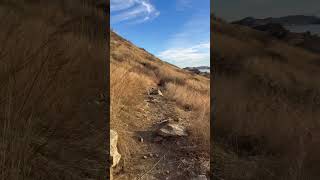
left=0, top=1, right=107, bottom=179
left=212, top=16, right=320, bottom=179
left=110, top=31, right=210, bottom=179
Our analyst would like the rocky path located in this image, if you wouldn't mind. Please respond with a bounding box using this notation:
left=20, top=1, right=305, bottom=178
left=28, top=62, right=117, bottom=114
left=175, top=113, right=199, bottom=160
left=112, top=88, right=209, bottom=180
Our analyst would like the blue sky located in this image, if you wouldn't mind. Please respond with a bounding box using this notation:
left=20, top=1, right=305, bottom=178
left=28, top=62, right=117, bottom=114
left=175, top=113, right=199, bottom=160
left=111, top=0, right=210, bottom=68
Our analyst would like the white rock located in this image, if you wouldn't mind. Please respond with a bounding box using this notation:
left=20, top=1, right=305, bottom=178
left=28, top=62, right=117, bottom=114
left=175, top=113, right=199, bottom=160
left=157, top=123, right=188, bottom=137
left=110, top=168, right=113, bottom=180
left=158, top=89, right=163, bottom=96
left=138, top=136, right=144, bottom=142
left=192, top=175, right=207, bottom=180
left=110, top=129, right=121, bottom=167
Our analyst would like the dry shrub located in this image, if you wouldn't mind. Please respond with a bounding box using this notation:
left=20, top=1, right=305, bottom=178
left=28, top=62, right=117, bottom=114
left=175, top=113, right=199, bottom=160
left=214, top=72, right=320, bottom=179
left=214, top=20, right=270, bottom=44
left=269, top=42, right=318, bottom=65
left=112, top=47, right=138, bottom=63
left=110, top=64, right=155, bottom=159
left=214, top=32, right=264, bottom=59
left=110, top=65, right=154, bottom=120
left=155, top=65, right=188, bottom=85
left=185, top=79, right=210, bottom=93
left=165, top=82, right=208, bottom=111
left=165, top=81, right=210, bottom=150
left=189, top=108, right=210, bottom=152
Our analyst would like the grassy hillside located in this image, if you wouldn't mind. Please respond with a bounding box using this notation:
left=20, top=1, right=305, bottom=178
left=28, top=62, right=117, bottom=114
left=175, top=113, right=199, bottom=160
left=212, top=16, right=320, bottom=179
left=0, top=1, right=107, bottom=179
left=110, top=31, right=210, bottom=179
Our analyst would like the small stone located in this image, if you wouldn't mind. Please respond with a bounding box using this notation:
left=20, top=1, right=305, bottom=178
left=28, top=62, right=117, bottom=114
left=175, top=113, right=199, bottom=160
left=94, top=100, right=101, bottom=105
left=143, top=155, right=148, bottom=159
left=110, top=168, right=113, bottom=180
left=148, top=88, right=164, bottom=96
left=165, top=170, right=169, bottom=174
left=158, top=89, right=163, bottom=96
left=149, top=153, right=153, bottom=157
left=156, top=119, right=169, bottom=125
left=157, top=123, right=188, bottom=137
left=110, top=130, right=121, bottom=168
left=200, top=160, right=210, bottom=174
left=138, top=136, right=144, bottom=142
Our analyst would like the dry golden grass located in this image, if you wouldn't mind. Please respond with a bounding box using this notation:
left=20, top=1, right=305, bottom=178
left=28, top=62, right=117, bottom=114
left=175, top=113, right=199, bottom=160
left=165, top=82, right=208, bottom=111
left=213, top=18, right=320, bottom=179
left=154, top=64, right=189, bottom=85
left=0, top=2, right=106, bottom=179
left=110, top=63, right=155, bottom=156
left=185, top=78, right=210, bottom=93
left=110, top=30, right=210, bottom=166
left=165, top=81, right=210, bottom=151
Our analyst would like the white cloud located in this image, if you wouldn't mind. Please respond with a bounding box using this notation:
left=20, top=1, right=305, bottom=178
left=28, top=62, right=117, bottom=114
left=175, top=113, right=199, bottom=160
left=111, top=0, right=160, bottom=24
left=158, top=42, right=210, bottom=68
left=157, top=11, right=210, bottom=68
left=111, top=0, right=135, bottom=11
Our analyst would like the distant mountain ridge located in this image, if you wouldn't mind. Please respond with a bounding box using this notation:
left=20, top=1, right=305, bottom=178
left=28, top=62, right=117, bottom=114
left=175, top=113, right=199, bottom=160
left=196, top=66, right=210, bottom=70
left=233, top=15, right=320, bottom=26
left=183, top=66, right=210, bottom=76
left=231, top=15, right=320, bottom=54
left=184, top=66, right=210, bottom=70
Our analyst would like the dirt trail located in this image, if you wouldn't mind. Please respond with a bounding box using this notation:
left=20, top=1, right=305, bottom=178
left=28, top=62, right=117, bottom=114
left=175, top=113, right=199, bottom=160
left=114, top=88, right=209, bottom=180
